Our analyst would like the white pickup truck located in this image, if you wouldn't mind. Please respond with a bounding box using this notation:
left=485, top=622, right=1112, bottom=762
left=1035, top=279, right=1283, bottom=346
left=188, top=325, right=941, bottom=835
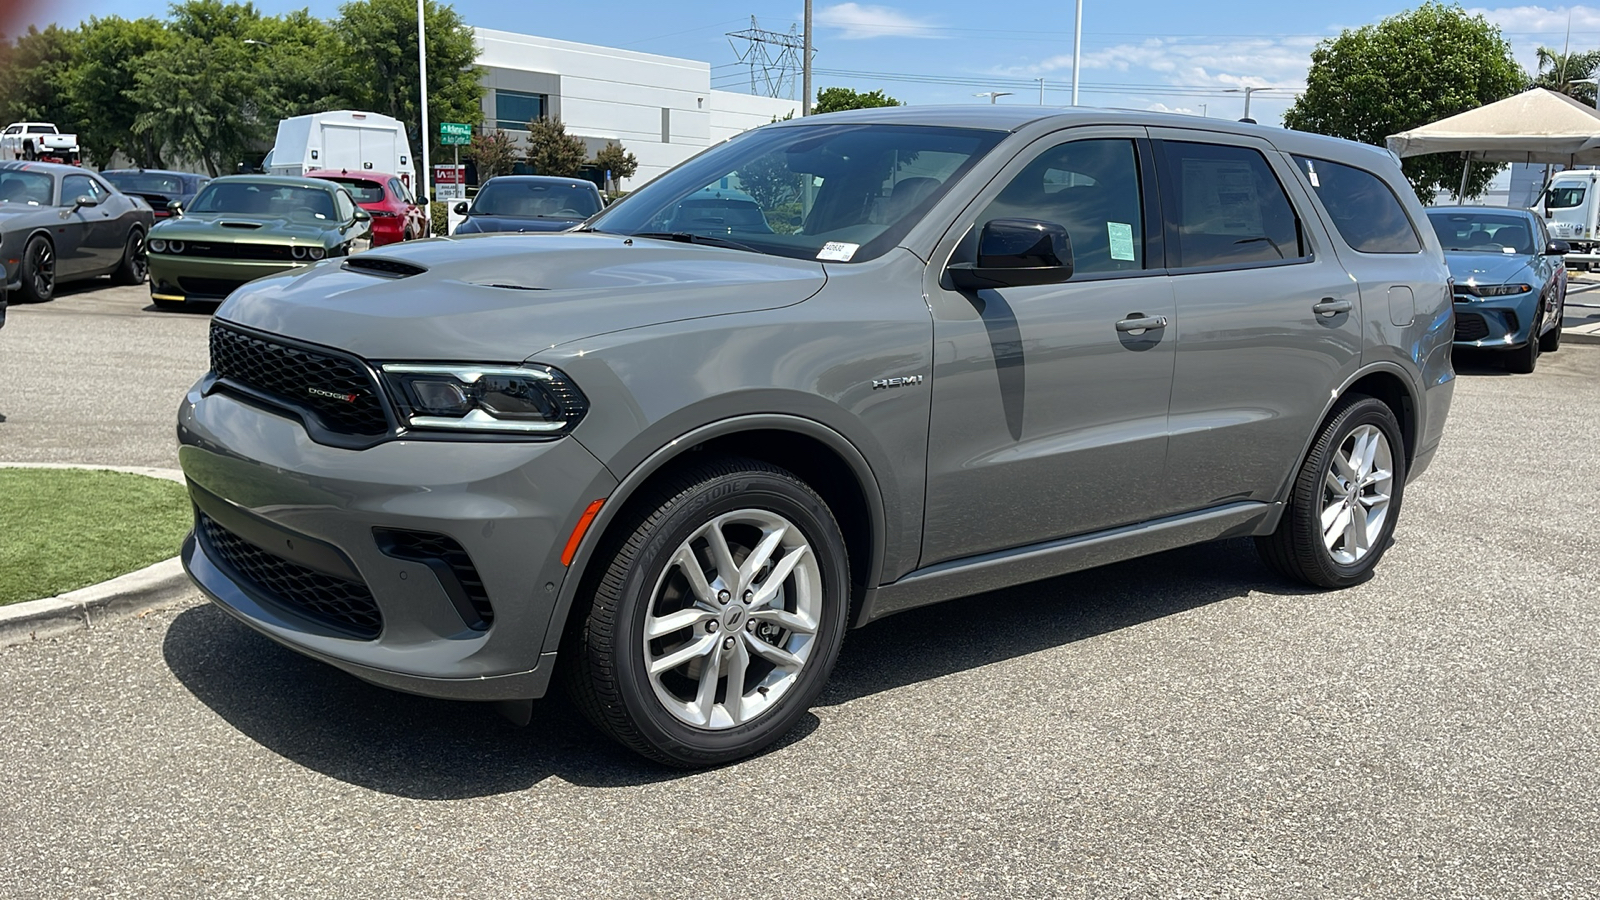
left=0, top=122, right=79, bottom=164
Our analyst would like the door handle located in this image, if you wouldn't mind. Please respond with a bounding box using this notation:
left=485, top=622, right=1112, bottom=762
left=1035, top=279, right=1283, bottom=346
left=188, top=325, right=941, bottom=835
left=1313, top=298, right=1352, bottom=316
left=1115, top=314, right=1169, bottom=333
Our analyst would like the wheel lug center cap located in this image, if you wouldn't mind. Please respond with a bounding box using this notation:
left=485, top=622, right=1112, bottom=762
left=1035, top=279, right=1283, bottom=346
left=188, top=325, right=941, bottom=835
left=724, top=607, right=745, bottom=629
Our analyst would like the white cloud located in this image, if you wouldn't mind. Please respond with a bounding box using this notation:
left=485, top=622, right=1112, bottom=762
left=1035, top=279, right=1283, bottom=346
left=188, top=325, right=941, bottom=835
left=1469, top=5, right=1600, bottom=74
left=814, top=3, right=943, bottom=40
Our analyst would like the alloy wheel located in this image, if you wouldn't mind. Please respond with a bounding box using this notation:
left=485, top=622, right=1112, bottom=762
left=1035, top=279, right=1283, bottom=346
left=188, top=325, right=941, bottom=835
left=1320, top=424, right=1393, bottom=566
left=31, top=241, right=53, bottom=297
left=642, top=509, right=822, bottom=730
left=129, top=232, right=148, bottom=281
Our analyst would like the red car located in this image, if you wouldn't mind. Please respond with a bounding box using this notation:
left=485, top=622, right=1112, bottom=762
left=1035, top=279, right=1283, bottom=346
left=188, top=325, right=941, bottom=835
left=305, top=169, right=428, bottom=246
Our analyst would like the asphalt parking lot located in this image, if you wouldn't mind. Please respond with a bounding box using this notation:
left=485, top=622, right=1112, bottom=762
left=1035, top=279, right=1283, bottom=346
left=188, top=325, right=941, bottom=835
left=2, top=281, right=1599, bottom=898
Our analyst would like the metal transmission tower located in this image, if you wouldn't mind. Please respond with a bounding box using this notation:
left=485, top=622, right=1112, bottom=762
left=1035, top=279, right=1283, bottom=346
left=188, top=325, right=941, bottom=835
left=726, top=17, right=806, bottom=100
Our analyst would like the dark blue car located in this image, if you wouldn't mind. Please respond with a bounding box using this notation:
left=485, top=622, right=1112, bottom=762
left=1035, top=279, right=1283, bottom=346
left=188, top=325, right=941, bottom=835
left=452, top=175, right=603, bottom=235
left=1426, top=206, right=1568, bottom=373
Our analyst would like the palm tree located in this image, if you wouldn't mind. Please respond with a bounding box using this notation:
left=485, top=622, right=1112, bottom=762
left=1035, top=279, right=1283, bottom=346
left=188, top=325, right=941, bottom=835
left=1535, top=47, right=1600, bottom=105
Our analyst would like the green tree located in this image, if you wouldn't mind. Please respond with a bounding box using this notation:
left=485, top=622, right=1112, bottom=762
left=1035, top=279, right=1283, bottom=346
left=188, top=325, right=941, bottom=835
left=127, top=2, right=273, bottom=176
left=67, top=16, right=172, bottom=167
left=593, top=140, right=637, bottom=186
left=525, top=117, right=586, bottom=176
left=0, top=25, right=83, bottom=128
left=813, top=87, right=902, bottom=115
left=333, top=0, right=482, bottom=164
left=466, top=128, right=517, bottom=179
left=1283, top=2, right=1527, bottom=203
left=249, top=9, right=345, bottom=122
left=1534, top=47, right=1600, bottom=106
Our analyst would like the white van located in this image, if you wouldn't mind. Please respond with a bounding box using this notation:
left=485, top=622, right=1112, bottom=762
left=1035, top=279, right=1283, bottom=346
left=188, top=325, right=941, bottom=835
left=1542, top=169, right=1600, bottom=252
left=265, top=110, right=419, bottom=194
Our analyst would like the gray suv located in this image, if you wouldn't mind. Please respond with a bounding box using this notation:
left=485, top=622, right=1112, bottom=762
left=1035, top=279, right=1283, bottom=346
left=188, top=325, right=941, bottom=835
left=178, top=107, right=1455, bottom=766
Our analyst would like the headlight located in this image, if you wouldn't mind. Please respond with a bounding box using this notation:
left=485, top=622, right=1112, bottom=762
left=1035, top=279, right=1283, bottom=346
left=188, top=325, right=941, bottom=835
left=149, top=238, right=167, bottom=253
left=290, top=246, right=306, bottom=259
left=380, top=363, right=588, bottom=435
left=308, top=247, right=326, bottom=260
left=1475, top=283, right=1532, bottom=297
left=167, top=240, right=185, bottom=254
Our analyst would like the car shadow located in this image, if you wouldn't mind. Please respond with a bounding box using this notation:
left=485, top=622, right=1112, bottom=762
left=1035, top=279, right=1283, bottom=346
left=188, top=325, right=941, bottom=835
left=1451, top=348, right=1510, bottom=376
left=163, top=537, right=1305, bottom=797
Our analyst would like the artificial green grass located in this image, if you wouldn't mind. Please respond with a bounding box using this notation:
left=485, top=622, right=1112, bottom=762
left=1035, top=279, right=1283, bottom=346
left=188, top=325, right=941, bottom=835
left=0, top=469, right=190, bottom=606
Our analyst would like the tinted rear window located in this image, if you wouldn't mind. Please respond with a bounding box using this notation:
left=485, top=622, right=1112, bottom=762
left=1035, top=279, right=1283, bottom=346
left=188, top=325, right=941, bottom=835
left=1294, top=156, right=1421, bottom=254
left=1159, top=141, right=1304, bottom=268
left=324, top=178, right=386, bottom=204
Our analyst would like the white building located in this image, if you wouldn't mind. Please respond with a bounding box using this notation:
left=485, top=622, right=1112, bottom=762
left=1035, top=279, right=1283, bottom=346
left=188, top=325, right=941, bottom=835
left=472, top=29, right=799, bottom=189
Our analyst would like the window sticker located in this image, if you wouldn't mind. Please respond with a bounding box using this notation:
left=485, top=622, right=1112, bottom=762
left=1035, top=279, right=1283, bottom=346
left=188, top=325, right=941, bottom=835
left=1107, top=222, right=1136, bottom=261
left=816, top=241, right=859, bottom=261
left=1304, top=160, right=1320, bottom=188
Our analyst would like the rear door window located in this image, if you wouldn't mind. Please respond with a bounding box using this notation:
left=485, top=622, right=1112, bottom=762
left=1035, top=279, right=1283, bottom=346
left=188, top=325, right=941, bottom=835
left=1158, top=141, right=1305, bottom=269
left=1293, top=156, right=1421, bottom=254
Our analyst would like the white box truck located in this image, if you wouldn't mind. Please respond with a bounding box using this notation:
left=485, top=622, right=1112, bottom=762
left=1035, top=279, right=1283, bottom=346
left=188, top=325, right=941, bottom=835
left=1541, top=169, right=1600, bottom=253
left=264, top=110, right=419, bottom=194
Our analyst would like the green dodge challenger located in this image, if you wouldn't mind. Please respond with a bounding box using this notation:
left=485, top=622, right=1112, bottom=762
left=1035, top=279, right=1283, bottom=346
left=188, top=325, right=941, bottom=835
left=148, top=175, right=372, bottom=309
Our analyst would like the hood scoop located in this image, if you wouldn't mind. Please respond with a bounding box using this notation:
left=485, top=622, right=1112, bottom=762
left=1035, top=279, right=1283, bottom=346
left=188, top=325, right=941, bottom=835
left=219, top=220, right=263, bottom=229
left=342, top=257, right=428, bottom=279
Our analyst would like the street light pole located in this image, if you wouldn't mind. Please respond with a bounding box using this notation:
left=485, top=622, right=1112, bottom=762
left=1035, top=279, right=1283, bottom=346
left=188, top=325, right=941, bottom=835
left=1071, top=0, right=1083, bottom=105
left=417, top=0, right=431, bottom=202
left=1038, top=77, right=1045, bottom=104
left=802, top=0, right=813, bottom=116
left=974, top=92, right=1014, bottom=104
left=1225, top=85, right=1273, bottom=121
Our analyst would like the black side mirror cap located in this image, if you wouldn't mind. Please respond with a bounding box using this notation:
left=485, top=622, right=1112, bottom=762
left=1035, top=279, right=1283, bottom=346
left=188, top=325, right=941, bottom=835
left=73, top=194, right=100, bottom=208
left=453, top=201, right=469, bottom=216
left=166, top=199, right=183, bottom=216
left=948, top=218, right=1075, bottom=290
left=1549, top=239, right=1571, bottom=255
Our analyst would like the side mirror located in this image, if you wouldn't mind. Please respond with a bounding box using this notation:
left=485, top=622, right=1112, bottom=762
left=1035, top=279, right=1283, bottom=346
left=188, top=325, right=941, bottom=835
left=166, top=199, right=184, bottom=217
left=453, top=201, right=469, bottom=216
left=416, top=194, right=429, bottom=205
left=948, top=218, right=1075, bottom=290
left=1549, top=239, right=1571, bottom=256
left=352, top=207, right=372, bottom=222
left=73, top=194, right=100, bottom=209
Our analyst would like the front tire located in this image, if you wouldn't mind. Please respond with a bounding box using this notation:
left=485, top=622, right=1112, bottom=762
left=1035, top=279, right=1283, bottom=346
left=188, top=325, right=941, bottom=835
left=1540, top=298, right=1563, bottom=353
left=1256, top=395, right=1406, bottom=588
left=565, top=457, right=850, bottom=767
left=17, top=236, right=54, bottom=303
left=111, top=228, right=147, bottom=286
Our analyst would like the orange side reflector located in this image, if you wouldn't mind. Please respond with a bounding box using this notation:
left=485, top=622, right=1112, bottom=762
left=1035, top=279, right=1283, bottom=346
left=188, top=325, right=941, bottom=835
left=561, top=499, right=606, bottom=567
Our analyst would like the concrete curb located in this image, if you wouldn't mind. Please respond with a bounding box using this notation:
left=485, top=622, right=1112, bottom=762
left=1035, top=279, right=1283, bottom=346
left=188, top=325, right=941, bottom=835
left=0, top=463, right=192, bottom=648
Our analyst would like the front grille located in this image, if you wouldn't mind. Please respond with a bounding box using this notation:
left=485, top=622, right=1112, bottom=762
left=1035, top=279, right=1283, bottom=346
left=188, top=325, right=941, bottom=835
left=198, top=513, right=382, bottom=639
left=179, top=242, right=296, bottom=262
left=209, top=323, right=390, bottom=437
left=179, top=277, right=251, bottom=299
left=374, top=529, right=493, bottom=630
left=1455, top=311, right=1490, bottom=342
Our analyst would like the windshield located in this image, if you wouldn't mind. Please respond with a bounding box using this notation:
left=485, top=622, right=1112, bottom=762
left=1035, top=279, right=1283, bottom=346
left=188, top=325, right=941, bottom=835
left=189, top=182, right=337, bottom=220
left=1427, top=211, right=1537, bottom=254
left=587, top=123, right=1007, bottom=262
left=0, top=170, right=53, bottom=206
left=472, top=180, right=600, bottom=218
left=104, top=172, right=186, bottom=194
left=322, top=178, right=386, bottom=204
left=1546, top=185, right=1586, bottom=209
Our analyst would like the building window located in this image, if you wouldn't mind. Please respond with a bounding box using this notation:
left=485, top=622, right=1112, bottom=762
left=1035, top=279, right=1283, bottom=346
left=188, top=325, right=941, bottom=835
left=496, top=90, right=547, bottom=130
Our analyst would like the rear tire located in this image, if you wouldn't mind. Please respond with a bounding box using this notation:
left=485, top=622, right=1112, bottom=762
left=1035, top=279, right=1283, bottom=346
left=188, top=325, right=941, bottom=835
left=564, top=456, right=850, bottom=767
left=1255, top=395, right=1406, bottom=588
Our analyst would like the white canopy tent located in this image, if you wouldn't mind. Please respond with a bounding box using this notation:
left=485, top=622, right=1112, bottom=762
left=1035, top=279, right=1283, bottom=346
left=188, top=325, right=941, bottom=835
left=1386, top=88, right=1600, bottom=197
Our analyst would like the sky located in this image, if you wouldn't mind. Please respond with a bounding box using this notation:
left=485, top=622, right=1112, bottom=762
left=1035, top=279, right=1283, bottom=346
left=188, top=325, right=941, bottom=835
left=22, top=0, right=1600, bottom=127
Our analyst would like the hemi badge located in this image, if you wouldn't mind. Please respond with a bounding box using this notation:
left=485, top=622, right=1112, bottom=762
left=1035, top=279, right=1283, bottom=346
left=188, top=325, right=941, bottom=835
left=872, top=375, right=924, bottom=390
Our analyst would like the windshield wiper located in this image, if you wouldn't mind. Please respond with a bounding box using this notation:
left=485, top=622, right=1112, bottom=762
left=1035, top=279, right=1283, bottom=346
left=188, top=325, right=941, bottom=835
left=630, top=231, right=760, bottom=253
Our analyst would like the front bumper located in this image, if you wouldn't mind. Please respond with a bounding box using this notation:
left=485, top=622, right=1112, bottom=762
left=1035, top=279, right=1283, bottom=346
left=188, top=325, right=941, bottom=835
left=178, top=384, right=617, bottom=701
left=149, top=254, right=312, bottom=303
left=1452, top=293, right=1538, bottom=349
